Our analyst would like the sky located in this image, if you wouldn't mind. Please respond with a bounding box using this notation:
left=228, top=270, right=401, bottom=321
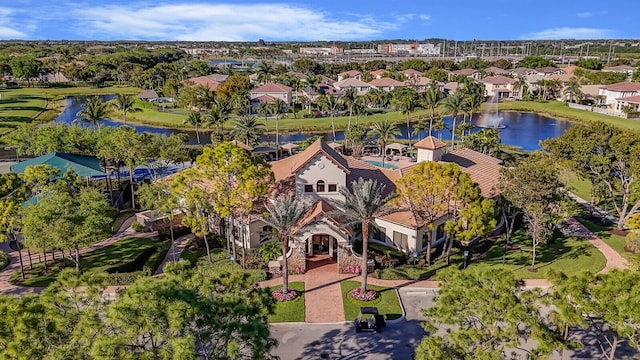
left=0, top=0, right=637, bottom=42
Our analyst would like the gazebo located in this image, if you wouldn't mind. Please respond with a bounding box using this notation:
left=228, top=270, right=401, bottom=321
left=385, top=143, right=408, bottom=156
left=280, top=143, right=300, bottom=156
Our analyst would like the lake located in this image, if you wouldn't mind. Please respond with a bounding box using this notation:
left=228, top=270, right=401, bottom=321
left=55, top=96, right=571, bottom=151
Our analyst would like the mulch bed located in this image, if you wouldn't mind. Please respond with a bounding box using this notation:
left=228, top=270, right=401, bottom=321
left=610, top=229, right=629, bottom=237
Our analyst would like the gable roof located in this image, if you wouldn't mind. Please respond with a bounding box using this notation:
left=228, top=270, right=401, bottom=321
left=616, top=95, right=640, bottom=104
left=250, top=83, right=293, bottom=93
left=186, top=75, right=223, bottom=91
left=253, top=94, right=277, bottom=103
left=600, top=81, right=640, bottom=92
left=333, top=78, right=371, bottom=88
left=484, top=66, right=510, bottom=75
left=481, top=75, right=516, bottom=85
left=270, top=139, right=350, bottom=181
left=338, top=70, right=361, bottom=77
left=510, top=67, right=534, bottom=76
left=402, top=69, right=423, bottom=76
left=11, top=152, right=106, bottom=178
left=561, top=65, right=579, bottom=74
left=370, top=69, right=388, bottom=76
left=139, top=89, right=159, bottom=99
left=369, top=77, right=405, bottom=87
left=453, top=68, right=479, bottom=76
left=414, top=136, right=446, bottom=150
left=537, top=66, right=563, bottom=74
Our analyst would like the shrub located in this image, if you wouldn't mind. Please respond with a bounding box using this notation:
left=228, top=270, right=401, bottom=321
left=0, top=252, right=9, bottom=270
left=626, top=231, right=640, bottom=254
left=350, top=287, right=378, bottom=301
left=271, top=288, right=298, bottom=302
left=143, top=242, right=171, bottom=275
left=245, top=249, right=267, bottom=270
left=259, top=241, right=281, bottom=261
left=375, top=250, right=399, bottom=269
left=131, top=221, right=150, bottom=233
left=106, top=271, right=146, bottom=286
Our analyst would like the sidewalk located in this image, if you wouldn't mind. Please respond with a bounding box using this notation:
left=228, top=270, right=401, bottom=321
left=154, top=234, right=194, bottom=275
left=562, top=217, right=629, bottom=272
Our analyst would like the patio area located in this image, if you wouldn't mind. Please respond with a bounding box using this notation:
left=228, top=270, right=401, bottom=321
left=359, top=154, right=416, bottom=170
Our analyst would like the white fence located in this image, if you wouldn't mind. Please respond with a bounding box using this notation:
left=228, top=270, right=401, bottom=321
left=567, top=103, right=630, bottom=118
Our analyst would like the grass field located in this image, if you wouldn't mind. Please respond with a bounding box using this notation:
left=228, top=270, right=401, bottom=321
left=577, top=216, right=629, bottom=258
left=341, top=280, right=403, bottom=321
left=466, top=229, right=606, bottom=279
left=10, top=237, right=164, bottom=287
left=268, top=281, right=305, bottom=323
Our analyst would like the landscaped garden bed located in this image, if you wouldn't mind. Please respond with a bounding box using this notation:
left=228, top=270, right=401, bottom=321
left=341, top=280, right=402, bottom=321
left=10, top=237, right=169, bottom=287
left=268, top=281, right=305, bottom=323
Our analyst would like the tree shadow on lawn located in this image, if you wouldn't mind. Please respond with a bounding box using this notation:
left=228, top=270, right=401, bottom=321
left=568, top=320, right=638, bottom=359
left=296, top=320, right=425, bottom=360
left=1, top=106, right=45, bottom=112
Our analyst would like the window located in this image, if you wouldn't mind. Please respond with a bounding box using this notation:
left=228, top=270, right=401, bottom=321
left=328, top=184, right=337, bottom=192
left=436, top=223, right=445, bottom=241
left=316, top=180, right=325, bottom=192
left=375, top=227, right=387, bottom=242
left=304, top=184, right=313, bottom=192
left=392, top=231, right=408, bottom=252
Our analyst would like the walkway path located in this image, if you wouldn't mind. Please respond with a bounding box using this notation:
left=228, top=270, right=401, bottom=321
left=562, top=217, right=629, bottom=272
left=0, top=215, right=155, bottom=296
left=154, top=234, right=195, bottom=275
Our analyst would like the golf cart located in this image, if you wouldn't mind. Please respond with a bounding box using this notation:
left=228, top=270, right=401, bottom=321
left=354, top=306, right=386, bottom=333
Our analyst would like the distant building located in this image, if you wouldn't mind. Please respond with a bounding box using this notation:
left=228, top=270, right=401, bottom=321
left=377, top=43, right=441, bottom=56
left=299, top=46, right=343, bottom=55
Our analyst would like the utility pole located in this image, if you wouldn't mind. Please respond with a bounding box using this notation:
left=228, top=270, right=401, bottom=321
left=607, top=41, right=613, bottom=64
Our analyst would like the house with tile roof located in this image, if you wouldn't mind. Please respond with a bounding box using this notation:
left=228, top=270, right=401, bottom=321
left=368, top=77, right=406, bottom=92
left=450, top=68, right=482, bottom=80
left=598, top=81, right=640, bottom=110
left=245, top=137, right=503, bottom=273
left=602, top=65, right=636, bottom=77
left=337, top=70, right=362, bottom=81
left=250, top=83, right=293, bottom=106
left=185, top=74, right=229, bottom=91
left=370, top=69, right=388, bottom=79
left=480, top=75, right=517, bottom=99
left=333, top=78, right=372, bottom=96
left=402, top=69, right=423, bottom=79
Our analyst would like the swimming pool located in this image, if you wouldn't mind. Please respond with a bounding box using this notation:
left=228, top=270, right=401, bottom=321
left=364, top=160, right=399, bottom=170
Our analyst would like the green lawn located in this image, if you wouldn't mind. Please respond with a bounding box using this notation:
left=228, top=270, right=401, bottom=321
left=466, top=229, right=606, bottom=279
left=268, top=281, right=305, bottom=323
left=495, top=100, right=640, bottom=131
left=341, top=280, right=403, bottom=321
left=11, top=237, right=166, bottom=287
left=111, top=209, right=137, bottom=234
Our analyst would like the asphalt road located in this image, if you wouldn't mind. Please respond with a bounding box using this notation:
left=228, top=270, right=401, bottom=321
left=270, top=288, right=437, bottom=360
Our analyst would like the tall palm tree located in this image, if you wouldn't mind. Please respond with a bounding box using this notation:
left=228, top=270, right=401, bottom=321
left=305, top=75, right=321, bottom=114
left=342, top=88, right=358, bottom=131
left=465, top=93, right=484, bottom=129
left=318, top=94, right=340, bottom=142
left=76, top=96, right=109, bottom=131
left=232, top=115, right=264, bottom=146
left=513, top=76, right=529, bottom=100
left=270, top=98, right=286, bottom=160
left=442, top=92, right=467, bottom=152
left=392, top=93, right=418, bottom=158
left=208, top=98, right=231, bottom=138
left=184, top=111, right=204, bottom=145
left=432, top=118, right=447, bottom=140
left=112, top=93, right=136, bottom=124
left=370, top=119, right=400, bottom=168
left=256, top=62, right=274, bottom=84
left=338, top=178, right=395, bottom=293
left=260, top=195, right=307, bottom=295
left=563, top=80, right=583, bottom=103
left=421, top=87, right=441, bottom=136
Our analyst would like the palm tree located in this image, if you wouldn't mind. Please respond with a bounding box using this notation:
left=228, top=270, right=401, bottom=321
left=260, top=195, right=307, bottom=295
left=338, top=178, right=395, bottom=294
left=256, top=62, right=274, bottom=84
left=342, top=88, right=358, bottom=131
left=112, top=93, right=136, bottom=124
left=184, top=111, right=204, bottom=145
left=76, top=96, right=109, bottom=131
left=208, top=99, right=231, bottom=138
left=232, top=115, right=264, bottom=146
left=563, top=80, right=583, bottom=103
left=432, top=118, right=447, bottom=140
left=513, top=76, right=529, bottom=100
left=318, top=94, right=340, bottom=142
left=392, top=93, right=418, bottom=158
left=370, top=119, right=400, bottom=168
left=442, top=92, right=467, bottom=152
left=270, top=98, right=286, bottom=159
left=305, top=75, right=321, bottom=114
left=465, top=93, right=484, bottom=129
left=421, top=87, right=441, bottom=136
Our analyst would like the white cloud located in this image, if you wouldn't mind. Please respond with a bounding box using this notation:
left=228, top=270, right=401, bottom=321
left=576, top=12, right=593, bottom=17
left=0, top=7, right=27, bottom=39
left=419, top=14, right=431, bottom=21
left=520, top=27, right=615, bottom=40
left=71, top=3, right=402, bottom=41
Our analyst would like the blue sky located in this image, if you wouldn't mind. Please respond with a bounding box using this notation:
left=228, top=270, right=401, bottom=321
left=0, top=0, right=636, bottom=41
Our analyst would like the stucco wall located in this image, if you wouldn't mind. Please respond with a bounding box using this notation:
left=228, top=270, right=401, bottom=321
left=296, top=154, right=346, bottom=204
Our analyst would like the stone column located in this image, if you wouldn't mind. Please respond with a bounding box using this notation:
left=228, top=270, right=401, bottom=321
left=286, top=239, right=307, bottom=274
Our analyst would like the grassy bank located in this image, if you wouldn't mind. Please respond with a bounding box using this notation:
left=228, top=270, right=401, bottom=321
left=341, top=280, right=403, bottom=321
left=493, top=100, right=640, bottom=131
left=268, top=281, right=305, bottom=323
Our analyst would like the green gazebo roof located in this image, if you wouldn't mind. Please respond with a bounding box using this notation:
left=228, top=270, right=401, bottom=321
left=10, top=152, right=106, bottom=178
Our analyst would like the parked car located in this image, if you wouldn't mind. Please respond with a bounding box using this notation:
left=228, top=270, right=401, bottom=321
left=354, top=307, right=386, bottom=333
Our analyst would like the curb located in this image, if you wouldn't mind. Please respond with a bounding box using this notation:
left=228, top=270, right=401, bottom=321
left=386, top=288, right=406, bottom=324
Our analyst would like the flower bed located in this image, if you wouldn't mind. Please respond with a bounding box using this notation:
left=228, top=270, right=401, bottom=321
left=272, top=288, right=299, bottom=302
left=350, top=287, right=378, bottom=302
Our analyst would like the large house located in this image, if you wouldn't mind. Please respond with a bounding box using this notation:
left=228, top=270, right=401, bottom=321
left=480, top=75, right=517, bottom=99
left=249, top=83, right=293, bottom=106
left=333, top=78, right=372, bottom=96
left=368, top=77, right=406, bottom=92
left=337, top=70, right=362, bottom=81
left=237, top=138, right=502, bottom=273
left=598, top=81, right=640, bottom=111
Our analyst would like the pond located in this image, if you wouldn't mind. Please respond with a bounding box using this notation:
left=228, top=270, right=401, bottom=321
left=55, top=96, right=571, bottom=151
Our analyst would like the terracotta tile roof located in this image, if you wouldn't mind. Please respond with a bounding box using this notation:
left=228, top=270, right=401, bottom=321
left=403, top=69, right=423, bottom=76
left=481, top=75, right=516, bottom=85
left=441, top=148, right=503, bottom=198
left=510, top=67, right=534, bottom=76
left=537, top=66, right=563, bottom=74
left=294, top=199, right=352, bottom=235
left=453, top=68, right=479, bottom=76
left=604, top=65, right=635, bottom=71
left=370, top=69, right=388, bottom=76
left=254, top=94, right=276, bottom=103
left=484, top=66, right=510, bottom=75
left=344, top=156, right=398, bottom=197
left=561, top=65, right=579, bottom=74
left=270, top=139, right=350, bottom=181
left=380, top=210, right=420, bottom=228
left=250, top=83, right=293, bottom=93
left=320, top=75, right=335, bottom=84
left=414, top=136, right=446, bottom=150
left=338, top=70, right=361, bottom=77
left=230, top=140, right=254, bottom=151
left=600, top=81, right=640, bottom=92
left=333, top=78, right=371, bottom=88
left=548, top=73, right=575, bottom=82
left=616, top=95, right=640, bottom=104
left=185, top=76, right=221, bottom=91
left=368, top=77, right=405, bottom=87
left=444, top=82, right=461, bottom=91
left=139, top=89, right=158, bottom=99
left=287, top=71, right=308, bottom=80
left=580, top=84, right=603, bottom=97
